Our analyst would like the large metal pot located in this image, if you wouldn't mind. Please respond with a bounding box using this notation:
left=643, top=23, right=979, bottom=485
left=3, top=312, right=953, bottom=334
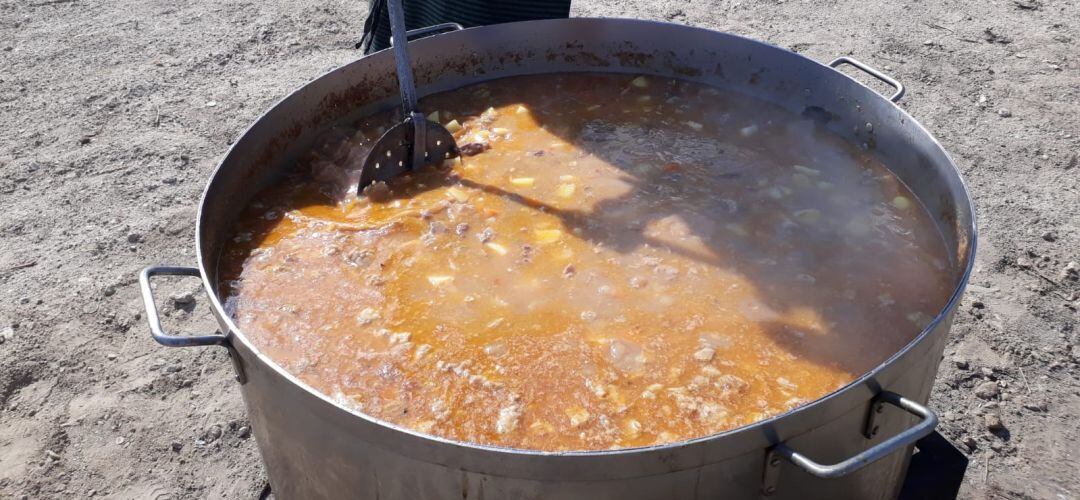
left=139, top=18, right=975, bottom=499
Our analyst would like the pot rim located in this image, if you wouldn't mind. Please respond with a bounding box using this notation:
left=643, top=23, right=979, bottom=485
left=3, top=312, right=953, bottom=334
left=194, top=17, right=977, bottom=459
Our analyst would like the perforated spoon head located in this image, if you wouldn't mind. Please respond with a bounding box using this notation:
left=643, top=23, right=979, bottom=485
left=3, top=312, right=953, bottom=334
left=357, top=117, right=459, bottom=190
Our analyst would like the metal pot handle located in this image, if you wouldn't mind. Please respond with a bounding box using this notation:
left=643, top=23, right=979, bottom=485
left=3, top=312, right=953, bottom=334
left=768, top=391, right=938, bottom=481
left=138, top=266, right=228, bottom=348
left=139, top=266, right=247, bottom=382
left=395, top=22, right=465, bottom=45
left=828, top=57, right=905, bottom=103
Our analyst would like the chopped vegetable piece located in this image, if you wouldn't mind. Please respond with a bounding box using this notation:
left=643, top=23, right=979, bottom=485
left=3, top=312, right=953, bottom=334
left=740, top=124, right=759, bottom=137
left=587, top=104, right=601, bottom=111
left=510, top=177, right=535, bottom=187
left=356, top=307, right=380, bottom=326
left=535, top=229, right=563, bottom=244
left=446, top=186, right=470, bottom=202
left=556, top=183, right=576, bottom=199
left=567, top=407, right=591, bottom=427
left=892, top=196, right=912, bottom=210
left=427, top=275, right=453, bottom=286
left=630, top=76, right=649, bottom=88
left=492, top=127, right=510, bottom=135
left=529, top=420, right=554, bottom=434
left=693, top=347, right=716, bottom=362
left=485, top=242, right=509, bottom=255
left=558, top=174, right=576, bottom=182
left=427, top=111, right=440, bottom=123
left=792, top=165, right=820, bottom=176
left=445, top=119, right=462, bottom=133
left=685, top=120, right=703, bottom=131
left=817, top=181, right=834, bottom=190
left=515, top=104, right=528, bottom=114
left=496, top=404, right=521, bottom=434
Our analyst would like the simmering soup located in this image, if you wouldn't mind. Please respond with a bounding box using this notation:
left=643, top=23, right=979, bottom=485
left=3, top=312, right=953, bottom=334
left=218, top=73, right=951, bottom=451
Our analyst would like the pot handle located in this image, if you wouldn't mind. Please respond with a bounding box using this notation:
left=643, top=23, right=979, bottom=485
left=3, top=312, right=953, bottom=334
left=139, top=266, right=229, bottom=348
left=769, top=391, right=937, bottom=480
left=396, top=22, right=465, bottom=45
left=828, top=57, right=905, bottom=103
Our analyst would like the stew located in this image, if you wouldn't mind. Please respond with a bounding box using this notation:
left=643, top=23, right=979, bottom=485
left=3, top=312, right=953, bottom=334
left=218, top=73, right=952, bottom=451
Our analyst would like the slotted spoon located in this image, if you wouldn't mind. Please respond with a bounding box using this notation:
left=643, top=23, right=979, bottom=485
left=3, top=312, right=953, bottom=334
left=357, top=0, right=459, bottom=190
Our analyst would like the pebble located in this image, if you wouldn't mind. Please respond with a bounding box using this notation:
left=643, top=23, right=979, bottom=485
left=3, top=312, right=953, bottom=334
left=237, top=426, right=251, bottom=439
left=997, top=109, right=1012, bottom=118
left=106, top=353, right=117, bottom=361
left=45, top=450, right=61, bottom=461
left=170, top=441, right=183, bottom=452
left=1041, top=231, right=1056, bottom=242
left=954, top=358, right=970, bottom=370
left=204, top=424, right=223, bottom=443
left=115, top=436, right=125, bottom=445
left=0, top=327, right=13, bottom=343
left=1015, top=256, right=1032, bottom=269
left=961, top=435, right=977, bottom=450
left=170, top=292, right=195, bottom=307
left=974, top=381, right=1000, bottom=399
left=126, top=233, right=141, bottom=243
left=1064, top=261, right=1078, bottom=278
left=985, top=413, right=1005, bottom=432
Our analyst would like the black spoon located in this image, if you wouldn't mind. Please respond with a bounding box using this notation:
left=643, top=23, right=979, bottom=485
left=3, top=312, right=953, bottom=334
left=357, top=0, right=459, bottom=191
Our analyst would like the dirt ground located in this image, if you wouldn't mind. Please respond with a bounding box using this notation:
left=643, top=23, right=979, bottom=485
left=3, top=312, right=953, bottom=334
left=0, top=0, right=1077, bottom=498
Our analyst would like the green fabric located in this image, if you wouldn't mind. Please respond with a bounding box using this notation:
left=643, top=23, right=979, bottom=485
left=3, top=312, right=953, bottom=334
left=360, top=0, right=571, bottom=53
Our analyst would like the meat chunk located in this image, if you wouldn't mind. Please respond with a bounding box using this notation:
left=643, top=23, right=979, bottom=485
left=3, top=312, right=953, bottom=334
left=459, top=142, right=490, bottom=156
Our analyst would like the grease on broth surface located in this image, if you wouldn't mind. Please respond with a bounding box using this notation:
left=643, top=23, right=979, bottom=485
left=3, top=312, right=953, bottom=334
left=218, top=73, right=952, bottom=451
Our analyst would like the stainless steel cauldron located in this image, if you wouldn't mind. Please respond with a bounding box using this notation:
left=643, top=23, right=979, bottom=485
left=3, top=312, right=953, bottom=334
left=139, top=18, right=975, bottom=499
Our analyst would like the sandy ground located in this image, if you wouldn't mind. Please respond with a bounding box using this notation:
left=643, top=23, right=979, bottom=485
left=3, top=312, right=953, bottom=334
left=0, top=0, right=1077, bottom=498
